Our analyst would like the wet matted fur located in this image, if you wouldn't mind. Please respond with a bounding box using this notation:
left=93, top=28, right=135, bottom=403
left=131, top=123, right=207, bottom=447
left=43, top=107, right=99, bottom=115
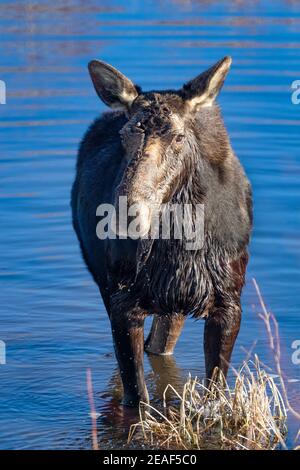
left=71, top=57, right=253, bottom=406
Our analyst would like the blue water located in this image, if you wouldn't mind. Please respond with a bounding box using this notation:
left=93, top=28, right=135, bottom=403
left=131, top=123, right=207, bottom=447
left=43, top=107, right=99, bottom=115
left=0, top=0, right=299, bottom=449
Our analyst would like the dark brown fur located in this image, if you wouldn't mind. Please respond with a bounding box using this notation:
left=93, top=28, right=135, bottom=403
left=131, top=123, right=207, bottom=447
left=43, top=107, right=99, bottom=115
left=71, top=57, right=252, bottom=405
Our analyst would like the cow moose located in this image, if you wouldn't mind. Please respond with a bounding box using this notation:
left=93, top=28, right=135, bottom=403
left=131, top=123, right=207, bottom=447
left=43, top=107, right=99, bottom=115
left=71, top=56, right=252, bottom=406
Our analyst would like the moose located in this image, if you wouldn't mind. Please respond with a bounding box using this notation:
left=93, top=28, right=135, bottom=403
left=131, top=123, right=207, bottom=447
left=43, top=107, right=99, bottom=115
left=71, top=56, right=252, bottom=406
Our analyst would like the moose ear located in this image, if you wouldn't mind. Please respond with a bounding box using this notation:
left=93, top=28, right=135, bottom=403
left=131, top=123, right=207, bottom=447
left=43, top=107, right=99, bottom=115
left=88, top=60, right=140, bottom=109
left=182, top=56, right=232, bottom=111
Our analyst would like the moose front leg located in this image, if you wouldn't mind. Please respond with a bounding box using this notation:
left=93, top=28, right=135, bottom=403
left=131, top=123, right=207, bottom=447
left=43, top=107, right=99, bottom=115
left=145, top=314, right=185, bottom=355
left=204, top=304, right=241, bottom=384
left=110, top=307, right=148, bottom=407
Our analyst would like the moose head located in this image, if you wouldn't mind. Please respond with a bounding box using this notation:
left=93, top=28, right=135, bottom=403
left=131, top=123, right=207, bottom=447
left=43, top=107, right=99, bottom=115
left=88, top=56, right=232, bottom=238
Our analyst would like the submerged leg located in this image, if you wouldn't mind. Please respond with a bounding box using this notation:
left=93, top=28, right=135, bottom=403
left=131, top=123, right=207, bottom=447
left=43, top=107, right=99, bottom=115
left=145, top=314, right=185, bottom=355
left=110, top=307, right=148, bottom=406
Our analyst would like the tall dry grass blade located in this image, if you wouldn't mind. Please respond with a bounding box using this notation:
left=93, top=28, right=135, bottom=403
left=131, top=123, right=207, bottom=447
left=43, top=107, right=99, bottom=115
left=253, top=278, right=300, bottom=422
left=86, top=368, right=99, bottom=451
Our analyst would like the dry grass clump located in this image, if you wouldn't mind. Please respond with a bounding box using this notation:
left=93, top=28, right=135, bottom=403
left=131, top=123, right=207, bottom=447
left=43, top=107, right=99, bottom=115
left=128, top=358, right=287, bottom=450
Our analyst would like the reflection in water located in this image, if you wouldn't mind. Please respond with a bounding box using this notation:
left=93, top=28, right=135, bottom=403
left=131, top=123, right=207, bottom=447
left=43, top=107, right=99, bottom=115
left=96, top=354, right=186, bottom=449
left=0, top=0, right=299, bottom=450
left=147, top=354, right=185, bottom=403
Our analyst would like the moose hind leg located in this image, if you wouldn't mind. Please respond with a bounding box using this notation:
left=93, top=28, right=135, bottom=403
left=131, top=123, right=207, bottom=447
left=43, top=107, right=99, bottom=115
left=110, top=307, right=148, bottom=406
left=145, top=314, right=185, bottom=355
left=204, top=303, right=241, bottom=383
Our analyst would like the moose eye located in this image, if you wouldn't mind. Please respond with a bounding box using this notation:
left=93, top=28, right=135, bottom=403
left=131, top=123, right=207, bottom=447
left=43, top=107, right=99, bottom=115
left=134, top=121, right=144, bottom=133
left=175, top=134, right=184, bottom=143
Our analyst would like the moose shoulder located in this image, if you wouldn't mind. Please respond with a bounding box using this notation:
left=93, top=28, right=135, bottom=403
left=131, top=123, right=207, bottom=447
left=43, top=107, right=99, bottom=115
left=71, top=56, right=252, bottom=406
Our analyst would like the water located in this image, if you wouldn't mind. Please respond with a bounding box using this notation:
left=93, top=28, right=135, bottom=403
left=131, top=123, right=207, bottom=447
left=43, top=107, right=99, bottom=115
left=0, top=0, right=299, bottom=450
